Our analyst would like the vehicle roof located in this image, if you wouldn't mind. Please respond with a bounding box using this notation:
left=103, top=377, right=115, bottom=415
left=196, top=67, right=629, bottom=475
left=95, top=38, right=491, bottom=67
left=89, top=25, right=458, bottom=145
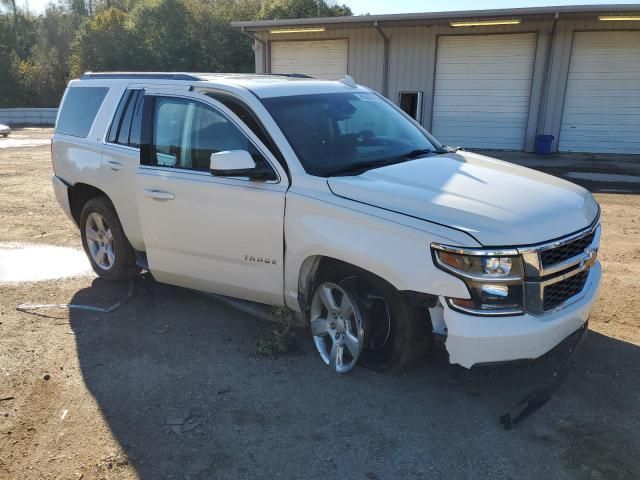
left=77, top=72, right=368, bottom=98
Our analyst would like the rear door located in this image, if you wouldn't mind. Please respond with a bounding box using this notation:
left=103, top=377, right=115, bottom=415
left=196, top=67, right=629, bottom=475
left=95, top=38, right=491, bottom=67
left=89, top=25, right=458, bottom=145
left=136, top=89, right=288, bottom=305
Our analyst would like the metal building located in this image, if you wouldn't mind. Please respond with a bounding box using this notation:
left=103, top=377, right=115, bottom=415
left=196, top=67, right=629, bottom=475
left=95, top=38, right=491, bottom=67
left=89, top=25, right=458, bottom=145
left=232, top=5, right=640, bottom=154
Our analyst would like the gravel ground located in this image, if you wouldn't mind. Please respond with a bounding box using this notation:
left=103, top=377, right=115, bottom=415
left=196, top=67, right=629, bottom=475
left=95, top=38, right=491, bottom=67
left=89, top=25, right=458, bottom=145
left=1, top=128, right=639, bottom=480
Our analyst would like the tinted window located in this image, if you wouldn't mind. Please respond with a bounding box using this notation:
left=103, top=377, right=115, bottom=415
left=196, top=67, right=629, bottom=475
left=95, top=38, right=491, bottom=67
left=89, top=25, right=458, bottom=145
left=129, top=92, right=144, bottom=148
left=152, top=97, right=269, bottom=173
left=262, top=92, right=440, bottom=177
left=116, top=93, right=136, bottom=145
left=56, top=87, right=109, bottom=138
left=107, top=89, right=143, bottom=147
left=207, top=94, right=284, bottom=164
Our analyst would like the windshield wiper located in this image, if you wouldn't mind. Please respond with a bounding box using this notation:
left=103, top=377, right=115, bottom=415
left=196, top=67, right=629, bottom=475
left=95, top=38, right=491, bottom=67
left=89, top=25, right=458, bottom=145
left=329, top=150, right=438, bottom=177
left=402, top=148, right=437, bottom=159
left=329, top=158, right=408, bottom=176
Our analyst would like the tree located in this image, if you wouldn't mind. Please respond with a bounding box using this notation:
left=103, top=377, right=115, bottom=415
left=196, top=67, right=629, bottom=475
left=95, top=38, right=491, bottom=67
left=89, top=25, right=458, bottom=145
left=129, top=0, right=198, bottom=70
left=260, top=0, right=351, bottom=19
left=69, top=7, right=138, bottom=77
left=0, top=0, right=354, bottom=108
left=0, top=0, right=18, bottom=49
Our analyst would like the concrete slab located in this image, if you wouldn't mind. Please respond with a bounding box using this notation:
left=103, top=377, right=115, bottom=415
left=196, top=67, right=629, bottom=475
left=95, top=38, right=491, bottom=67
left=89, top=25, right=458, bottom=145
left=476, top=150, right=640, bottom=193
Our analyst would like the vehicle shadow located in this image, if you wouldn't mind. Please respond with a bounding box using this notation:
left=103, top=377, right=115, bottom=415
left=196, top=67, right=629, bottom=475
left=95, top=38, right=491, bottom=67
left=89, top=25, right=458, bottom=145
left=68, top=276, right=640, bottom=480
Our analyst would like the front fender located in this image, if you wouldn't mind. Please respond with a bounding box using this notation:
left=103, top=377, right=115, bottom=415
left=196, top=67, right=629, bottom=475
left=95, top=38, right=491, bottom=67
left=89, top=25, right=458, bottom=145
left=284, top=191, right=475, bottom=312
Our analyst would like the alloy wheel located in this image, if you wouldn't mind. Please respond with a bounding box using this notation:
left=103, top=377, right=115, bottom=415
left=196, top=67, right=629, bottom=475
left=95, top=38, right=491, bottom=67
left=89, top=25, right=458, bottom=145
left=310, top=282, right=365, bottom=373
left=85, top=212, right=115, bottom=271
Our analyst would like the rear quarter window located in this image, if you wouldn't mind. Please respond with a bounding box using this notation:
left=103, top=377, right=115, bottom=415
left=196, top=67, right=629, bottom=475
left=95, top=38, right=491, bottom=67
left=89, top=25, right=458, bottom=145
left=56, top=86, right=109, bottom=138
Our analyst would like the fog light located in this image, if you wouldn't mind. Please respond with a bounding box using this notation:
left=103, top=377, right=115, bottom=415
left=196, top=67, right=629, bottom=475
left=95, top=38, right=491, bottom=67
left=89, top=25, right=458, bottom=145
left=480, top=284, right=509, bottom=299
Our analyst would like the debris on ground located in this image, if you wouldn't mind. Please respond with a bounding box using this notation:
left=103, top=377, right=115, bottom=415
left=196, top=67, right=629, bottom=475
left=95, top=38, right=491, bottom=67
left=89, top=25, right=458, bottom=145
left=254, top=306, right=300, bottom=357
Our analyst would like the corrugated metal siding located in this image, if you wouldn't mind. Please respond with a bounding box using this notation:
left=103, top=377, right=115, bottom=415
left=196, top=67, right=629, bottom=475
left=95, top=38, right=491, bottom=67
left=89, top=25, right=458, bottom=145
left=539, top=18, right=640, bottom=151
left=387, top=27, right=435, bottom=127
left=558, top=31, right=640, bottom=154
left=431, top=33, right=537, bottom=150
left=259, top=28, right=384, bottom=93
left=253, top=18, right=640, bottom=153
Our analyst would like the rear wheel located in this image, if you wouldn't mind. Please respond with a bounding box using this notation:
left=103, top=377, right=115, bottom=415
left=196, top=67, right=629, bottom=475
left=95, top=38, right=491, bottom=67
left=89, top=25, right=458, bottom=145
left=80, top=196, right=140, bottom=281
left=309, top=265, right=431, bottom=373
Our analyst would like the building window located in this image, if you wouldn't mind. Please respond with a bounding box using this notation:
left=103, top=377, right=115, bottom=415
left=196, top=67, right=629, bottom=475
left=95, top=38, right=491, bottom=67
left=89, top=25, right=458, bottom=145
left=399, top=92, right=423, bottom=123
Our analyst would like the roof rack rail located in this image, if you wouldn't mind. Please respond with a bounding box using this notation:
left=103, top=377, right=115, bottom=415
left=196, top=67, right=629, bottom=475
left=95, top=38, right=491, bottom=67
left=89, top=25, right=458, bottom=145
left=267, top=73, right=313, bottom=79
left=80, top=72, right=202, bottom=81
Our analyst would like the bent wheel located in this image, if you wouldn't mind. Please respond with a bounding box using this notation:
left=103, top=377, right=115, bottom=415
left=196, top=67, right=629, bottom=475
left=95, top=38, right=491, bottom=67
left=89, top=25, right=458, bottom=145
left=309, top=267, right=431, bottom=374
left=310, top=282, right=364, bottom=374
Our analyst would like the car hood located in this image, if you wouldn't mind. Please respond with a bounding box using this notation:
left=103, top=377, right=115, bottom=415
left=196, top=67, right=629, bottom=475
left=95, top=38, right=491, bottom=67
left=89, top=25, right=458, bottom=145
left=327, top=151, right=599, bottom=246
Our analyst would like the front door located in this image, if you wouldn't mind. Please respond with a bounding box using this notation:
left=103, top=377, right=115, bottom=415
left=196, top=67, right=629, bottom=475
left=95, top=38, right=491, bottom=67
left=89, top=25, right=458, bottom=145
left=136, top=89, right=288, bottom=305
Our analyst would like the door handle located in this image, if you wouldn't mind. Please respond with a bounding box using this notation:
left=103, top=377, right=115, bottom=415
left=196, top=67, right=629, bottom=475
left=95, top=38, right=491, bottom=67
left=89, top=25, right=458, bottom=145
left=144, top=189, right=175, bottom=201
left=105, top=160, right=123, bottom=171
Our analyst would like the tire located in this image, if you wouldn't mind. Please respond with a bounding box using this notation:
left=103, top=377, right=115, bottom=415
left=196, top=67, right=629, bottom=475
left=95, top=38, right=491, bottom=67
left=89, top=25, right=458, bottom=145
left=1, top=133, right=7, bottom=137
left=310, top=264, right=431, bottom=373
left=80, top=196, right=140, bottom=281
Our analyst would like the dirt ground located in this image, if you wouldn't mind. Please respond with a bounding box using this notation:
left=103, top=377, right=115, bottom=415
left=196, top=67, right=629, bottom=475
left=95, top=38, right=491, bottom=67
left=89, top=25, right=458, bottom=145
left=1, top=128, right=639, bottom=480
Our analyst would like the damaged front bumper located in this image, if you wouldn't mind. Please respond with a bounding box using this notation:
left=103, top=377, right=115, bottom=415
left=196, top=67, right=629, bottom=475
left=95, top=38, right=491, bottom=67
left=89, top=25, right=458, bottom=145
left=437, top=261, right=601, bottom=368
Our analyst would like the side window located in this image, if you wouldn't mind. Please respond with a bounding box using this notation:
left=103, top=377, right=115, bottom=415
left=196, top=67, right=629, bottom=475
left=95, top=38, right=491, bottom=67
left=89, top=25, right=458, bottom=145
left=56, top=86, right=109, bottom=138
left=129, top=92, right=144, bottom=148
left=107, top=89, right=143, bottom=147
left=152, top=97, right=269, bottom=173
left=206, top=93, right=288, bottom=175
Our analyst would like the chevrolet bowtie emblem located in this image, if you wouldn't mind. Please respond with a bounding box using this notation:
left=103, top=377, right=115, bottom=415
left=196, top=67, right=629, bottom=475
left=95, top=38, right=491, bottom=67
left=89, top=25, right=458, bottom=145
left=582, top=247, right=598, bottom=269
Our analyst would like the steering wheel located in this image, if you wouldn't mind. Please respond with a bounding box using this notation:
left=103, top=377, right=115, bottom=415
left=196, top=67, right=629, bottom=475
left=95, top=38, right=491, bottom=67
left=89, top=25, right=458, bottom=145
left=355, top=129, right=376, bottom=143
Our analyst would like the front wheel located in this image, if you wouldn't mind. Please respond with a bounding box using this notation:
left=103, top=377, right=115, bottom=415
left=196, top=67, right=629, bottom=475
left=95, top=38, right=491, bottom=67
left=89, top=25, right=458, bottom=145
left=80, top=196, right=140, bottom=281
left=309, top=267, right=431, bottom=374
left=309, top=281, right=365, bottom=373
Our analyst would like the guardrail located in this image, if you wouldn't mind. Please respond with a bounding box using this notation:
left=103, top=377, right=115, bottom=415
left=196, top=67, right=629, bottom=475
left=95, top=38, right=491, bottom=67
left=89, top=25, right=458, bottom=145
left=0, top=108, right=58, bottom=125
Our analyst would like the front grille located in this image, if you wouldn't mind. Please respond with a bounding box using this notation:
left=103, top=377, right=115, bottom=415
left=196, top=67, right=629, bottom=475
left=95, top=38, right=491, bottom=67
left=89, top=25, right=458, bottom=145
left=540, top=231, right=596, bottom=267
left=543, top=270, right=589, bottom=311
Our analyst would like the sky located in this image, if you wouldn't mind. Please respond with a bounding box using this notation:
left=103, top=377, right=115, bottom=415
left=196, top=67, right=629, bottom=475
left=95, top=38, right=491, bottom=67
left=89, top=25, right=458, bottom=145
left=14, top=0, right=640, bottom=15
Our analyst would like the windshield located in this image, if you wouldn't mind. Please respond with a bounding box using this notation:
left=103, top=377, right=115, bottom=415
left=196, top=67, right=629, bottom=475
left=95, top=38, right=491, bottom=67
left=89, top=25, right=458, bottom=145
left=262, top=92, right=441, bottom=177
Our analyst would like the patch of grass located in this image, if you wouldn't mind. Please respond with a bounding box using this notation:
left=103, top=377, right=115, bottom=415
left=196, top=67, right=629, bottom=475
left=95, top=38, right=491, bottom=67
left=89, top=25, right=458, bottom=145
left=254, top=306, right=300, bottom=357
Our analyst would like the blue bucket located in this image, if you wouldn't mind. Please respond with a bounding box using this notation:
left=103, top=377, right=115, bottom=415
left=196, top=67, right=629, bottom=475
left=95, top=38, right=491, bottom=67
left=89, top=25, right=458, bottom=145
left=534, top=135, right=554, bottom=155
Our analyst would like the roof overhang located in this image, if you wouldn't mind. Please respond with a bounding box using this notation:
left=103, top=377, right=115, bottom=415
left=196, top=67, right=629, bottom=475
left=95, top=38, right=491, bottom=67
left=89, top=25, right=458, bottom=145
left=231, top=4, right=640, bottom=31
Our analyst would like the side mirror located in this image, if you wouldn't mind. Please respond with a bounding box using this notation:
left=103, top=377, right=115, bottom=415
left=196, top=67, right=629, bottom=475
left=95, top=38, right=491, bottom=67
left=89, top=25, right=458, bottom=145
left=209, top=150, right=275, bottom=181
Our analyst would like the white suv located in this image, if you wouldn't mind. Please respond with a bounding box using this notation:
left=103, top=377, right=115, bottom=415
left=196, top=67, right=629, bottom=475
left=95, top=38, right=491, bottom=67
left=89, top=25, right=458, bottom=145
left=52, top=73, right=601, bottom=373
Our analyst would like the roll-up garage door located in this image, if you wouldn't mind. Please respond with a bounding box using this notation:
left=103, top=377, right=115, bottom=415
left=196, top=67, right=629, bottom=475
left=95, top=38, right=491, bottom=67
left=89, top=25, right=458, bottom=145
left=559, top=31, right=640, bottom=154
left=432, top=33, right=537, bottom=150
left=270, top=39, right=348, bottom=80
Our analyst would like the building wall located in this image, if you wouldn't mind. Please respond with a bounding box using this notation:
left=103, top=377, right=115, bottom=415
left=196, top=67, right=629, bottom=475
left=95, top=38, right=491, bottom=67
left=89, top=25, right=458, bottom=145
left=256, top=27, right=385, bottom=94
left=539, top=18, right=640, bottom=151
left=253, top=17, right=640, bottom=152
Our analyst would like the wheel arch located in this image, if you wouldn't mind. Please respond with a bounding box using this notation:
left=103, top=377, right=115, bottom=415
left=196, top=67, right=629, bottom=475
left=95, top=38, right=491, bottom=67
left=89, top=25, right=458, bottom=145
left=296, top=255, right=437, bottom=315
left=68, top=183, right=110, bottom=226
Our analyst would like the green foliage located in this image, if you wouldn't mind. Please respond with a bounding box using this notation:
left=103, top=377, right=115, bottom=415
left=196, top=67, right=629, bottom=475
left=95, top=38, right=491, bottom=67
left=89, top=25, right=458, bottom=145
left=69, top=7, right=138, bottom=77
left=0, top=0, right=352, bottom=108
left=255, top=306, right=300, bottom=357
left=260, top=0, right=351, bottom=19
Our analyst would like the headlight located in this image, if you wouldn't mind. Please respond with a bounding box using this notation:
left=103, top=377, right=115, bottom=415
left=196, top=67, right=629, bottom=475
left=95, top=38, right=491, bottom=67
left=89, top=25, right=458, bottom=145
left=431, top=245, right=524, bottom=316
